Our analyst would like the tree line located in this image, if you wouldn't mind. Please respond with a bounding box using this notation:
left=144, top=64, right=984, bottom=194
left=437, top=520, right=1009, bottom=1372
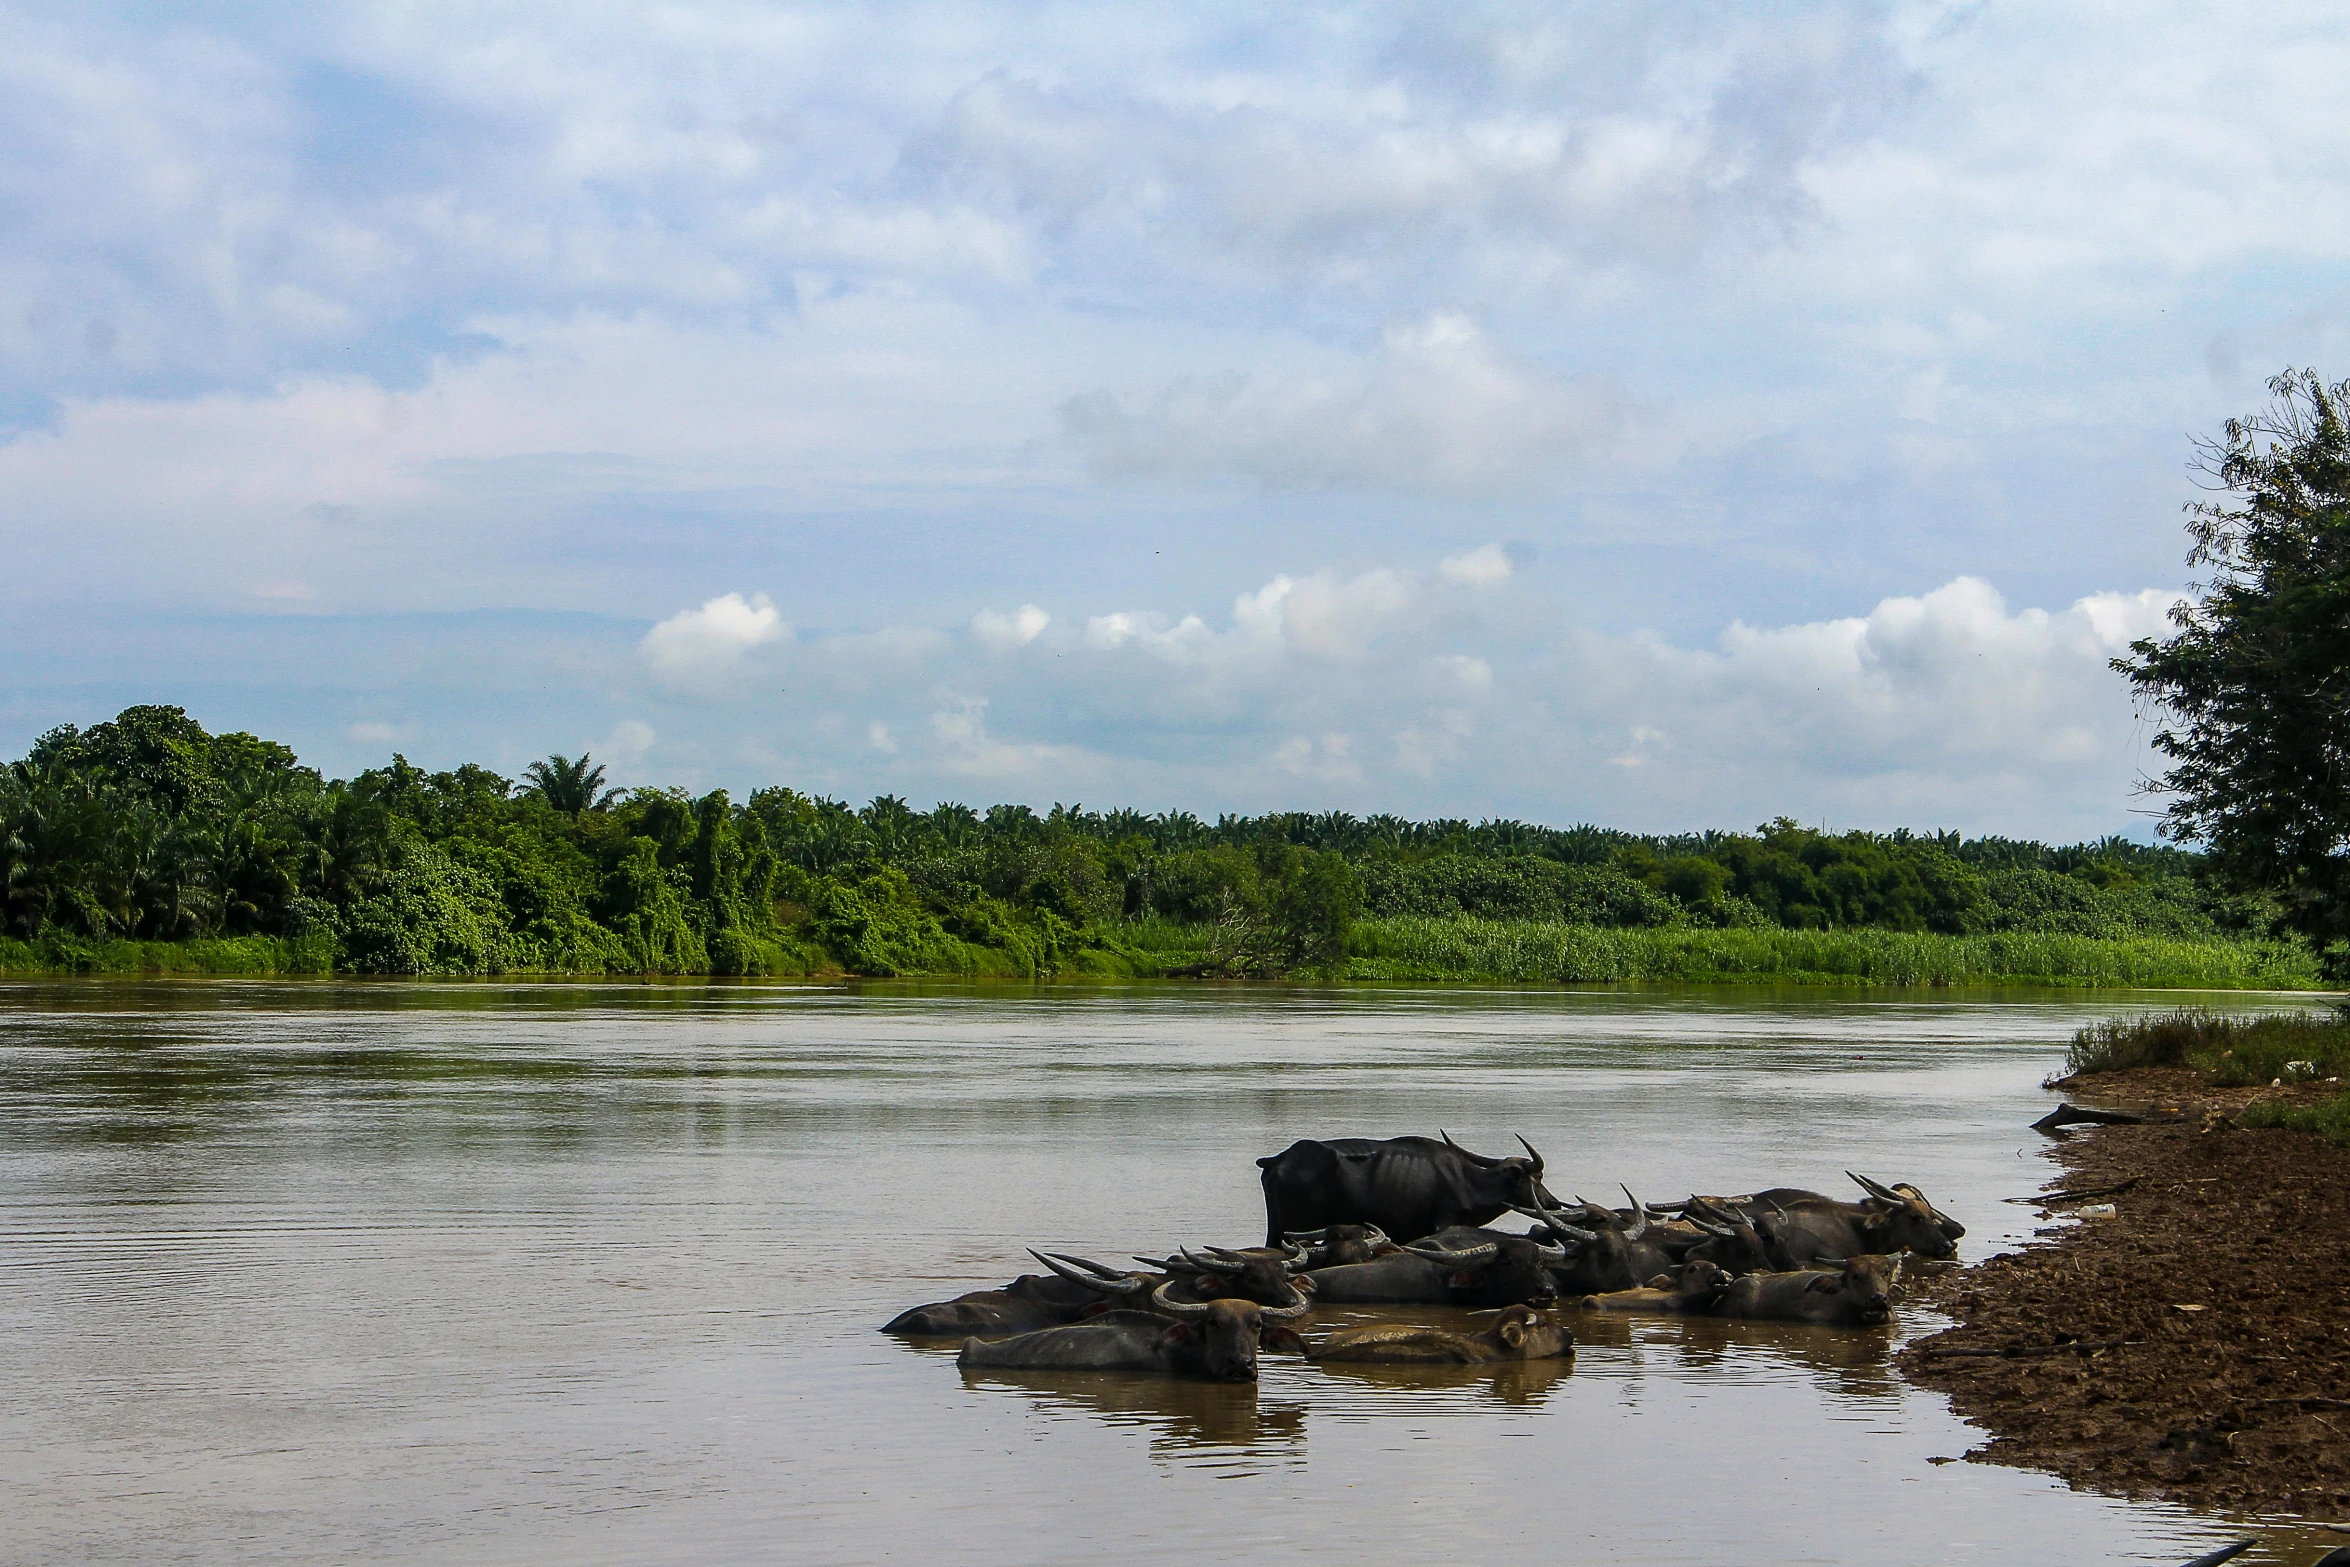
left=0, top=705, right=2259, bottom=978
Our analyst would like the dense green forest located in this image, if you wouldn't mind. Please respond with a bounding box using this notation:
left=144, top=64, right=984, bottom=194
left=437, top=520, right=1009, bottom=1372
left=0, top=705, right=2316, bottom=988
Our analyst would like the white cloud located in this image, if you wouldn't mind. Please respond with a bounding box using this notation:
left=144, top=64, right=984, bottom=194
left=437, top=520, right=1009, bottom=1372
left=640, top=592, right=786, bottom=689
left=972, top=603, right=1050, bottom=651
left=344, top=719, right=406, bottom=745
left=603, top=719, right=656, bottom=757
left=1061, top=314, right=1621, bottom=492
left=1439, top=544, right=1516, bottom=588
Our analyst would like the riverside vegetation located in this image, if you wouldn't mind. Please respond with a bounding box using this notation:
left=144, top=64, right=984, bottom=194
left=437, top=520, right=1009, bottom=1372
left=0, top=705, right=2320, bottom=989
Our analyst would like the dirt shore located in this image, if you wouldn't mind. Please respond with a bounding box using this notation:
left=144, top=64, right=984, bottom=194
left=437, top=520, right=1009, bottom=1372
left=1897, top=1069, right=2350, bottom=1516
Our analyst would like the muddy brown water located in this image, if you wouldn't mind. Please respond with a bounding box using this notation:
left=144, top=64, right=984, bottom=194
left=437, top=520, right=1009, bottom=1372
left=0, top=980, right=2338, bottom=1565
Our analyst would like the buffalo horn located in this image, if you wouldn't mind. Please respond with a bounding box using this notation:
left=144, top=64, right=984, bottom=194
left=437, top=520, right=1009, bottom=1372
left=1529, top=1239, right=1568, bottom=1265
left=1032, top=1250, right=1147, bottom=1294
left=1847, top=1170, right=1905, bottom=1204
left=1150, top=1279, right=1214, bottom=1318
left=1621, top=1186, right=1650, bottom=1241
left=1259, top=1284, right=1313, bottom=1321
left=1180, top=1247, right=1237, bottom=1276
left=1141, top=1253, right=1197, bottom=1273
left=1440, top=1129, right=1501, bottom=1167
left=1283, top=1227, right=1334, bottom=1243
left=1514, top=1134, right=1546, bottom=1173
left=1401, top=1239, right=1498, bottom=1268
left=1507, top=1201, right=1597, bottom=1243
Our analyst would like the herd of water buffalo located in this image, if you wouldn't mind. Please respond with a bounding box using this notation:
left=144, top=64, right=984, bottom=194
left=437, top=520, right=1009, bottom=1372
left=883, top=1132, right=1966, bottom=1383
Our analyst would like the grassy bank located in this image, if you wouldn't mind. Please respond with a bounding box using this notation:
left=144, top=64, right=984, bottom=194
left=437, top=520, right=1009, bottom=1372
left=1340, top=918, right=2322, bottom=989
left=2064, top=1007, right=2350, bottom=1144
left=0, top=919, right=2321, bottom=991
left=0, top=933, right=340, bottom=976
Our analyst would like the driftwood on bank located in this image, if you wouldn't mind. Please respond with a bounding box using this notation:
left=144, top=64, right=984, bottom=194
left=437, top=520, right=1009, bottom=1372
left=2031, top=1103, right=2184, bottom=1134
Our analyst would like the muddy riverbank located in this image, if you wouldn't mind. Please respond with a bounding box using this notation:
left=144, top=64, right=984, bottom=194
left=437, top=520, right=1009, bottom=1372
left=1898, top=1068, right=2350, bottom=1517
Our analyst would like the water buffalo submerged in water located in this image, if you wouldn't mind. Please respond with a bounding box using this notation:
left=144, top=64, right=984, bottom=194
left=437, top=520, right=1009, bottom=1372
left=1729, top=1175, right=1959, bottom=1264
left=1709, top=1255, right=1903, bottom=1327
left=1514, top=1189, right=1683, bottom=1295
left=1258, top=1132, right=1554, bottom=1244
left=1305, top=1225, right=1563, bottom=1306
left=1577, top=1258, right=1737, bottom=1316
left=1307, top=1305, right=1574, bottom=1365
left=957, top=1280, right=1312, bottom=1381
left=1136, top=1243, right=1320, bottom=1308
left=882, top=1268, right=1104, bottom=1335
left=1283, top=1223, right=1394, bottom=1268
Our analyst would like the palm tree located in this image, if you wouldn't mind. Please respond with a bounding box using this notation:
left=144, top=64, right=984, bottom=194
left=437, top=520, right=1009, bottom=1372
left=522, top=754, right=619, bottom=815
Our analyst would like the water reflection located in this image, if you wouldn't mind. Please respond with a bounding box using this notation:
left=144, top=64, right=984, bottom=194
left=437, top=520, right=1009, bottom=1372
left=1302, top=1352, right=1576, bottom=1409
left=960, top=1368, right=1313, bottom=1468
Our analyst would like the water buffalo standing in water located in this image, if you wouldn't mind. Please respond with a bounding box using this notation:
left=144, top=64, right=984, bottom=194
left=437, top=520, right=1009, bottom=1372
left=1708, top=1255, right=1903, bottom=1327
left=958, top=1280, right=1312, bottom=1381
left=1307, top=1304, right=1575, bottom=1365
left=1305, top=1225, right=1563, bottom=1306
left=1577, top=1258, right=1737, bottom=1316
left=1258, top=1133, right=1554, bottom=1244
left=882, top=1266, right=1106, bottom=1335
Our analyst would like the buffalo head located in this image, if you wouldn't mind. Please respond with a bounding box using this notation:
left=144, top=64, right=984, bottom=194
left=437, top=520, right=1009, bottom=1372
left=1848, top=1173, right=1959, bottom=1260
left=1441, top=1129, right=1551, bottom=1207
left=1150, top=1279, right=1313, bottom=1380
left=1809, top=1254, right=1902, bottom=1324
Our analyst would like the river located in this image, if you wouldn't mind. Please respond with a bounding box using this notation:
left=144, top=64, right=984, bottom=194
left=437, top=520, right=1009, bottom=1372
left=0, top=980, right=2332, bottom=1565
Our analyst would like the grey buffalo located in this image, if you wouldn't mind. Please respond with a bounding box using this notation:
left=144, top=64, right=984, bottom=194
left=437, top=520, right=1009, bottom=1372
left=957, top=1280, right=1312, bottom=1381
left=1576, top=1258, right=1737, bottom=1316
left=1305, top=1225, right=1563, bottom=1306
left=1709, top=1255, right=1903, bottom=1327
left=882, top=1268, right=1103, bottom=1335
left=1307, top=1304, right=1575, bottom=1365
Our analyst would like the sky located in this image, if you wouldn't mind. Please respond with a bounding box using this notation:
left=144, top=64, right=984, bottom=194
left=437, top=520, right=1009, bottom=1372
left=4, top=1, right=2348, bottom=838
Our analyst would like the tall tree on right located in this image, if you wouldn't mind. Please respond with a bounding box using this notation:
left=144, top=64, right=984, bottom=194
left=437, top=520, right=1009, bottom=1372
left=2118, top=369, right=2350, bottom=971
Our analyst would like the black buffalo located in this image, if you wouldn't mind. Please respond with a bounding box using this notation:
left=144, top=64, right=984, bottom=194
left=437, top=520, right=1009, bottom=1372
left=1258, top=1132, right=1554, bottom=1244
left=1136, top=1243, right=1317, bottom=1308
left=1515, top=1189, right=1683, bottom=1295
left=1282, top=1223, right=1395, bottom=1268
left=958, top=1280, right=1311, bottom=1381
left=1305, top=1224, right=1563, bottom=1306
left=1677, top=1196, right=1801, bottom=1275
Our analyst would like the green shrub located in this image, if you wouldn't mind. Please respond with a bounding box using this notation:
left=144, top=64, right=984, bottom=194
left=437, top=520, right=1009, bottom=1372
left=2239, top=1090, right=2350, bottom=1145
left=2065, top=1008, right=2350, bottom=1081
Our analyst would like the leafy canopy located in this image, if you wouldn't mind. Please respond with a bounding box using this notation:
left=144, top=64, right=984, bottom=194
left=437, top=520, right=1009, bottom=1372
left=2117, top=369, right=2350, bottom=965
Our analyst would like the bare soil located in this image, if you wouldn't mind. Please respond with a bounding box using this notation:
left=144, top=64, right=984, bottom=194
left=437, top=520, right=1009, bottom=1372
left=1897, top=1069, right=2350, bottom=1516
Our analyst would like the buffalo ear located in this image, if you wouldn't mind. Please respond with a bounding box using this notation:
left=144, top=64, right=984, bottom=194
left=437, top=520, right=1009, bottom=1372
left=1263, top=1325, right=1307, bottom=1354
left=1163, top=1321, right=1197, bottom=1344
left=1643, top=1273, right=1672, bottom=1289
left=1448, top=1271, right=1477, bottom=1288
left=1804, top=1273, right=1841, bottom=1294
left=1499, top=1318, right=1525, bottom=1347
